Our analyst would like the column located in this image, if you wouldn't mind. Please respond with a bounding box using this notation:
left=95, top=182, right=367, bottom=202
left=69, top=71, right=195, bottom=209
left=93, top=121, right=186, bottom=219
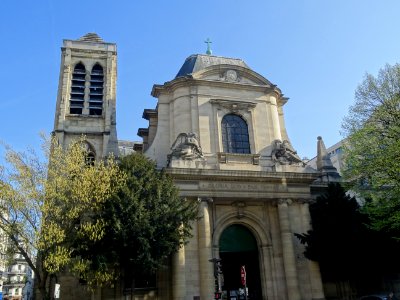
left=198, top=198, right=215, bottom=300
left=301, top=202, right=325, bottom=300
left=278, top=199, right=301, bottom=300
left=172, top=244, right=186, bottom=300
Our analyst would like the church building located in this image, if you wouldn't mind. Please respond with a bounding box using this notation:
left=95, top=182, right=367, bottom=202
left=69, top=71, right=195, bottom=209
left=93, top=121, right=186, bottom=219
left=53, top=33, right=338, bottom=300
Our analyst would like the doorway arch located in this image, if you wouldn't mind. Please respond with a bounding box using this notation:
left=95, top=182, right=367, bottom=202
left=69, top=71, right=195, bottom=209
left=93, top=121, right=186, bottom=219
left=219, top=224, right=263, bottom=300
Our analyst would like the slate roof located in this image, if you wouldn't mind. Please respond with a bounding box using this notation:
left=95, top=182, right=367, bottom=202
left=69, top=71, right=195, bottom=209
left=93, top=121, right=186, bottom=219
left=176, top=54, right=250, bottom=78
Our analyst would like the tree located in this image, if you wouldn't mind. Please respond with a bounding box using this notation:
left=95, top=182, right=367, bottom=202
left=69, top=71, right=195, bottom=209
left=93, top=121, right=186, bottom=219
left=295, top=183, right=367, bottom=281
left=0, top=136, right=125, bottom=300
left=296, top=183, right=400, bottom=294
left=76, top=153, right=199, bottom=297
left=342, top=63, right=400, bottom=239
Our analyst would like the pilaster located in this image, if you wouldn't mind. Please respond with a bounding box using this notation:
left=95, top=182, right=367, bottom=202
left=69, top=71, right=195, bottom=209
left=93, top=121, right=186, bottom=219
left=301, top=202, right=325, bottom=300
left=197, top=197, right=215, bottom=300
left=260, top=244, right=278, bottom=300
left=278, top=199, right=301, bottom=300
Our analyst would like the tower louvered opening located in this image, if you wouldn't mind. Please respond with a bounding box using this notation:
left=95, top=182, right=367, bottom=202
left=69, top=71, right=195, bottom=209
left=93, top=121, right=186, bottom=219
left=89, top=64, right=104, bottom=116
left=70, top=63, right=86, bottom=114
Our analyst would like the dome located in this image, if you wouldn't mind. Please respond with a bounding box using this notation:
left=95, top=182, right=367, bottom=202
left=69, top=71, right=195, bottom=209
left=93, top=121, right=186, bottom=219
left=176, top=54, right=250, bottom=78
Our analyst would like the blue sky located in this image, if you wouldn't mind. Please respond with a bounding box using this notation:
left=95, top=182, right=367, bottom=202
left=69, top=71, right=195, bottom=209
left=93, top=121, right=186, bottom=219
left=1, top=1, right=400, bottom=160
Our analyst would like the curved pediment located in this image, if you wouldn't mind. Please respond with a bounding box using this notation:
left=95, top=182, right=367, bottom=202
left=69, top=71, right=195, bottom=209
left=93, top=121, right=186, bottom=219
left=192, top=64, right=273, bottom=86
left=152, top=54, right=283, bottom=97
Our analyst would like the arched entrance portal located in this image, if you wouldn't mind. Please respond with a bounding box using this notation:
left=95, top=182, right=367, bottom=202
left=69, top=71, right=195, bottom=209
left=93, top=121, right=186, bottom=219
left=219, top=224, right=262, bottom=300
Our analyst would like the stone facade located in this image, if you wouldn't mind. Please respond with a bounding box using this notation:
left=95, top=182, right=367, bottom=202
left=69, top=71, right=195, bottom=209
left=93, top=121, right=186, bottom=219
left=137, top=54, right=327, bottom=300
left=2, top=253, right=33, bottom=300
left=52, top=34, right=336, bottom=300
left=53, top=33, right=118, bottom=158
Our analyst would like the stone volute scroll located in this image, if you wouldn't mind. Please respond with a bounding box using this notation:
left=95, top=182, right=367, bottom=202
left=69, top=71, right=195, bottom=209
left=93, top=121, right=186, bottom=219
left=167, top=132, right=204, bottom=165
left=271, top=139, right=304, bottom=166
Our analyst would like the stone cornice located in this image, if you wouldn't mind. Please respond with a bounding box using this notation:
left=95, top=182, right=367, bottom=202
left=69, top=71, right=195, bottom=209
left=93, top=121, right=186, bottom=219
left=63, top=39, right=116, bottom=46
left=61, top=47, right=116, bottom=56
left=273, top=198, right=313, bottom=206
left=151, top=77, right=282, bottom=98
left=137, top=128, right=149, bottom=137
left=277, top=96, right=289, bottom=106
left=142, top=109, right=157, bottom=120
left=165, top=168, right=318, bottom=184
left=53, top=129, right=110, bottom=136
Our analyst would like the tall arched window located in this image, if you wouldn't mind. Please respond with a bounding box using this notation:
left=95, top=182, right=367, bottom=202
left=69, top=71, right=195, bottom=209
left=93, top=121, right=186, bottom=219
left=221, top=114, right=250, bottom=154
left=89, top=64, right=104, bottom=116
left=70, top=63, right=86, bottom=114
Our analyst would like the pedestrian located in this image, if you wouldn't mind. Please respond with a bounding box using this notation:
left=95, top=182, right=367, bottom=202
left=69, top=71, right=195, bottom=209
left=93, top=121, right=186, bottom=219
left=388, top=292, right=398, bottom=300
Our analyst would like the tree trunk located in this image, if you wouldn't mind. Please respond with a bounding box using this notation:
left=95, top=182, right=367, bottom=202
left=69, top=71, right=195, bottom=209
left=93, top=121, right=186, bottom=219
left=37, top=280, right=50, bottom=300
left=35, top=259, right=50, bottom=300
left=123, top=266, right=135, bottom=300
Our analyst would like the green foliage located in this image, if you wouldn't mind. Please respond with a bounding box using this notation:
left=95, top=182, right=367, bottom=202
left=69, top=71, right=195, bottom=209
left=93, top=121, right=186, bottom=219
left=296, top=183, right=400, bottom=292
left=295, top=183, right=367, bottom=281
left=342, top=63, right=400, bottom=239
left=1, top=139, right=198, bottom=296
left=0, top=136, right=125, bottom=299
left=75, top=153, right=198, bottom=289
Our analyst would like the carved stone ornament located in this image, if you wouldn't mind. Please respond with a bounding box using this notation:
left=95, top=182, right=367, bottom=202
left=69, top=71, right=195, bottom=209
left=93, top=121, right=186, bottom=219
left=275, top=198, right=310, bottom=206
left=232, top=201, right=246, bottom=219
left=277, top=199, right=293, bottom=206
left=271, top=139, right=304, bottom=166
left=198, top=197, right=213, bottom=204
left=168, top=132, right=204, bottom=163
left=224, top=70, right=239, bottom=82
left=294, top=198, right=312, bottom=205
left=210, top=99, right=257, bottom=113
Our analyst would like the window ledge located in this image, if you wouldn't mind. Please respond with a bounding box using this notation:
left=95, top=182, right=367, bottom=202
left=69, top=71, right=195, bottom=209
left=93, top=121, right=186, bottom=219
left=67, top=113, right=103, bottom=118
left=218, top=152, right=260, bottom=165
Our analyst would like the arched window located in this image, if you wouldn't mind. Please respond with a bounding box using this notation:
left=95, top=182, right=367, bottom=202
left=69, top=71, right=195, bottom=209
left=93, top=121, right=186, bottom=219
left=221, top=114, right=250, bottom=154
left=70, top=63, right=86, bottom=114
left=89, top=64, right=104, bottom=116
left=82, top=141, right=96, bottom=165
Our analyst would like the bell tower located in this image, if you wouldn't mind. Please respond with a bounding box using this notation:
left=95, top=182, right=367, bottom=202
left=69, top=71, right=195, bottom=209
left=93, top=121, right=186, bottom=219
left=53, top=33, right=118, bottom=158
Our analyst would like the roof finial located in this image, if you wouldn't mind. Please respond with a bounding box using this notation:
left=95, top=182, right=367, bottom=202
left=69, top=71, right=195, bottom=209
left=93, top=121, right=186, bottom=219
left=205, top=38, right=212, bottom=55
left=315, top=136, right=341, bottom=183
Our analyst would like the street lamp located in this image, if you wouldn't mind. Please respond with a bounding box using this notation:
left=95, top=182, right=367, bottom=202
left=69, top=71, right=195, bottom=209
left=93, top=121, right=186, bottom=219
left=209, top=258, right=223, bottom=299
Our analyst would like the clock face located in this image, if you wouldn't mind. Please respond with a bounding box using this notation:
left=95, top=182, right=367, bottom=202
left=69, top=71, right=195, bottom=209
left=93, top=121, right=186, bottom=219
left=226, top=70, right=237, bottom=81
